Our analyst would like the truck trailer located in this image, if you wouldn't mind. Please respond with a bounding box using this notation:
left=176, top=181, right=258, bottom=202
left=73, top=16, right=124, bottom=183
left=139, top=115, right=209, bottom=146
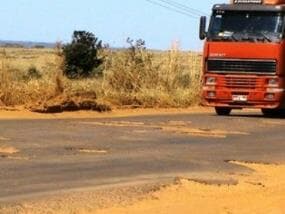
left=200, top=0, right=285, bottom=116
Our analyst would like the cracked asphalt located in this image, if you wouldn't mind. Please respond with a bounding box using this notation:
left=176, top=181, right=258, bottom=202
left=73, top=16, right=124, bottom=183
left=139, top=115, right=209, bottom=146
left=0, top=110, right=284, bottom=202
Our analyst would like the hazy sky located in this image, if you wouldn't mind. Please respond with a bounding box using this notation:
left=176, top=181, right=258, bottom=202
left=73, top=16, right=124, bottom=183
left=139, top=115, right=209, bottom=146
left=0, top=0, right=226, bottom=50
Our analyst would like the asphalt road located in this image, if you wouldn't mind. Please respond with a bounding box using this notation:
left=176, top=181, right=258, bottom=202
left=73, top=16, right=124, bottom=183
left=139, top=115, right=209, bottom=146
left=0, top=110, right=285, bottom=202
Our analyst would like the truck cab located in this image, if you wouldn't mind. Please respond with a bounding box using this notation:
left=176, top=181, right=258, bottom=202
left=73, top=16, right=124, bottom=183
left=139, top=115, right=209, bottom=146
left=200, top=0, right=285, bottom=116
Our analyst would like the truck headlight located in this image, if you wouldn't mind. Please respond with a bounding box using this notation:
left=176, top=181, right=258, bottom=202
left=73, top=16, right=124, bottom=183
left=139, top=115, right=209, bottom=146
left=265, top=93, right=275, bottom=101
left=207, top=91, right=216, bottom=98
left=268, top=78, right=278, bottom=87
left=205, top=77, right=216, bottom=85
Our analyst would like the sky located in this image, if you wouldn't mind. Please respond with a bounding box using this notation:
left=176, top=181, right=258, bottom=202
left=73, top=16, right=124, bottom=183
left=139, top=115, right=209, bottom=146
left=0, top=0, right=226, bottom=50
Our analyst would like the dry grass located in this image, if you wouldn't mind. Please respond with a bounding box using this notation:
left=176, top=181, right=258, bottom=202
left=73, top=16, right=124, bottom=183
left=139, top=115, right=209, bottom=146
left=0, top=46, right=202, bottom=109
left=101, top=42, right=202, bottom=108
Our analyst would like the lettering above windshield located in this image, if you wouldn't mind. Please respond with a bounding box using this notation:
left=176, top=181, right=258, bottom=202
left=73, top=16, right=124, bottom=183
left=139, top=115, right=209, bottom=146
left=208, top=11, right=284, bottom=43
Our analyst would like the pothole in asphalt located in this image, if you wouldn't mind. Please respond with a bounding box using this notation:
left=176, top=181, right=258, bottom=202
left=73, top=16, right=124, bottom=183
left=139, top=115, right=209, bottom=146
left=180, top=178, right=238, bottom=186
left=261, top=119, right=285, bottom=126
left=65, top=147, right=108, bottom=155
left=79, top=148, right=107, bottom=154
left=82, top=121, right=145, bottom=127
left=0, top=137, right=27, bottom=160
left=82, top=120, right=248, bottom=138
left=0, top=155, right=29, bottom=160
left=0, top=145, right=28, bottom=161
left=160, top=126, right=248, bottom=138
left=0, top=136, right=10, bottom=141
left=0, top=145, right=19, bottom=155
left=225, top=160, right=276, bottom=166
left=0, top=137, right=18, bottom=154
left=132, top=130, right=148, bottom=134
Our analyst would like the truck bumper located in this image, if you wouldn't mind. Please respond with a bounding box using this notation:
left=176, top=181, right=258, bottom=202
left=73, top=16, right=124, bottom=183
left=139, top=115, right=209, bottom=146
left=203, top=89, right=285, bottom=109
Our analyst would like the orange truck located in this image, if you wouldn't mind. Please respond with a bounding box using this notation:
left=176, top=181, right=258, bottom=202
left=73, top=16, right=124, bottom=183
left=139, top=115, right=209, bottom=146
left=200, top=0, right=285, bottom=116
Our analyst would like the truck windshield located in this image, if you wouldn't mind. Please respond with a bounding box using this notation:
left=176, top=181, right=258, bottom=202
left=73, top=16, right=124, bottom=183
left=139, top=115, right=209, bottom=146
left=208, top=11, right=284, bottom=42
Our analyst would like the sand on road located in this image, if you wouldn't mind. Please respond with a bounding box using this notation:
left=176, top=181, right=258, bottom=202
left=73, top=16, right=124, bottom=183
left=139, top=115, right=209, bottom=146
left=95, top=162, right=285, bottom=214
left=0, top=107, right=211, bottom=120
left=1, top=161, right=285, bottom=214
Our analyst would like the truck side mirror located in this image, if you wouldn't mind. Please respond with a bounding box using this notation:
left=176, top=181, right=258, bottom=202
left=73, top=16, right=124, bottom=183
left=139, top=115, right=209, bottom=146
left=199, top=16, right=207, bottom=40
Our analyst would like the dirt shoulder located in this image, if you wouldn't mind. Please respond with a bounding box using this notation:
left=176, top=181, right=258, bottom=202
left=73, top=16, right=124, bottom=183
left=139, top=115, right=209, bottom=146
left=0, top=106, right=212, bottom=120
left=1, top=162, right=284, bottom=214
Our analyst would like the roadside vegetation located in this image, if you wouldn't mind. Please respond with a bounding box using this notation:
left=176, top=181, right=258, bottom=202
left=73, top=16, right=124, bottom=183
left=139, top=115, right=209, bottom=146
left=0, top=31, right=202, bottom=112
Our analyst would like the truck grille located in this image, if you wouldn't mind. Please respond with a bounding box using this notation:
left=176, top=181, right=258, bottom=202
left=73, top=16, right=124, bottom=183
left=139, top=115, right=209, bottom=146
left=222, top=76, right=258, bottom=89
left=207, top=59, right=276, bottom=73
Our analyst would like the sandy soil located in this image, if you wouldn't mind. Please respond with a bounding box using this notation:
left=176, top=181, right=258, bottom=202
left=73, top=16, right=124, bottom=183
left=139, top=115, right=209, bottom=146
left=96, top=162, right=285, bottom=214
left=1, top=162, right=285, bottom=214
left=0, top=107, right=211, bottom=120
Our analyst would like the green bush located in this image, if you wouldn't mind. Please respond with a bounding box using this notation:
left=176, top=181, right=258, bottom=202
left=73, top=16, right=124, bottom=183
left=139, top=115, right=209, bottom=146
left=63, top=31, right=103, bottom=79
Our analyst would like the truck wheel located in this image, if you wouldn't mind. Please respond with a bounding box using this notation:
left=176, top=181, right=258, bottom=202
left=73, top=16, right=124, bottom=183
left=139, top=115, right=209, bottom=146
left=261, top=109, right=281, bottom=117
left=215, top=107, right=232, bottom=116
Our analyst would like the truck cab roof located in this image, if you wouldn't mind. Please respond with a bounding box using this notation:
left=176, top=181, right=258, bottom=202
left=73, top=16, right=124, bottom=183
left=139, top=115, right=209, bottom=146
left=213, top=4, right=285, bottom=12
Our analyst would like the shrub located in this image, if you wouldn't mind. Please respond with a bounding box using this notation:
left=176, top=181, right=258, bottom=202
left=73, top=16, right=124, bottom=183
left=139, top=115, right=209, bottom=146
left=23, top=66, right=42, bottom=81
left=105, top=38, right=160, bottom=93
left=33, top=45, right=45, bottom=49
left=63, top=31, right=103, bottom=79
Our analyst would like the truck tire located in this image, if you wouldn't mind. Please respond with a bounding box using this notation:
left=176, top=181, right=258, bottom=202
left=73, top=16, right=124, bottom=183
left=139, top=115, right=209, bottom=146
left=261, top=109, right=283, bottom=117
left=215, top=107, right=232, bottom=116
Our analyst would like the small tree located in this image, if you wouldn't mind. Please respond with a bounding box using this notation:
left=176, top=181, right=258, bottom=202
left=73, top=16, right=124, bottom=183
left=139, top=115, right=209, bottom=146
left=63, top=31, right=103, bottom=78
